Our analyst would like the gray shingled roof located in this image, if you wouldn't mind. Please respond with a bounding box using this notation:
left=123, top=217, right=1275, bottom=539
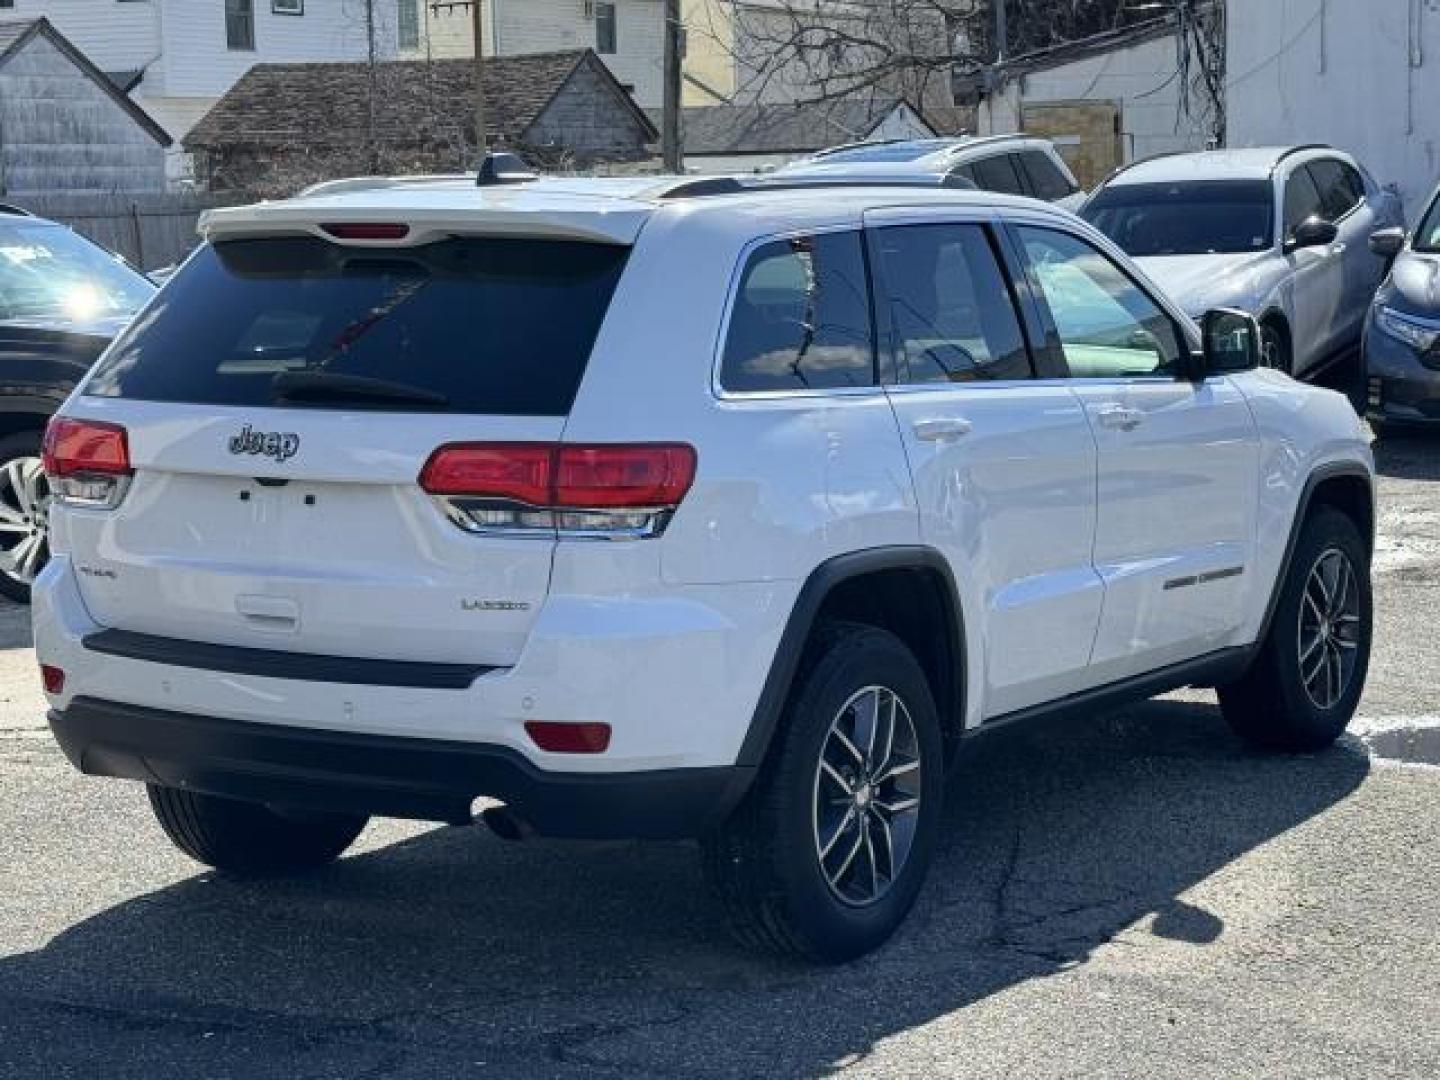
left=186, top=49, right=656, bottom=151
left=655, top=98, right=931, bottom=156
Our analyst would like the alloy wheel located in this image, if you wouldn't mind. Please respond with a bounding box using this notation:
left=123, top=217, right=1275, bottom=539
left=0, top=456, right=50, bottom=588
left=1297, top=547, right=1362, bottom=710
left=812, top=685, right=923, bottom=907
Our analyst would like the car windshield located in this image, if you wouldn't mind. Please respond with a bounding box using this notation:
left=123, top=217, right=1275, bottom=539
left=809, top=140, right=960, bottom=165
left=0, top=217, right=154, bottom=327
left=1082, top=180, right=1275, bottom=256
left=1414, top=191, right=1440, bottom=253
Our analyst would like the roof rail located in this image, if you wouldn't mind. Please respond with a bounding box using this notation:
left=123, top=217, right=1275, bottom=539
left=0, top=203, right=33, bottom=217
left=807, top=137, right=912, bottom=161
left=655, top=176, right=747, bottom=199
left=1270, top=143, right=1333, bottom=175
left=300, top=174, right=469, bottom=197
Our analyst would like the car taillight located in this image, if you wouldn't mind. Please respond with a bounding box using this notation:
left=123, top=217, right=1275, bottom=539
left=42, top=417, right=133, bottom=509
left=419, top=442, right=696, bottom=538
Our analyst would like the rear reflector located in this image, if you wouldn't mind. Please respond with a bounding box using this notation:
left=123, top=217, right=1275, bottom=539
left=524, top=721, right=612, bottom=754
left=320, top=222, right=411, bottom=241
left=40, top=665, right=64, bottom=694
left=420, top=443, right=696, bottom=509
left=42, top=417, right=131, bottom=478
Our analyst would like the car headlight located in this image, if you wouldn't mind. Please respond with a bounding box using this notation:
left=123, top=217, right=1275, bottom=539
left=1376, top=306, right=1440, bottom=352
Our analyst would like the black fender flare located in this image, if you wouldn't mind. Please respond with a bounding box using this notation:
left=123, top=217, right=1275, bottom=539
left=733, top=546, right=967, bottom=768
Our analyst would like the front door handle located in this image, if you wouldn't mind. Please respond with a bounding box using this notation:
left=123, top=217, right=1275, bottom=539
left=912, top=417, right=972, bottom=442
left=1093, top=404, right=1144, bottom=431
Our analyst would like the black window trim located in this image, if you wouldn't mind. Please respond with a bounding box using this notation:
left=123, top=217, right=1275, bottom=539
left=865, top=217, right=1042, bottom=389
left=711, top=225, right=884, bottom=401
left=1003, top=220, right=1198, bottom=384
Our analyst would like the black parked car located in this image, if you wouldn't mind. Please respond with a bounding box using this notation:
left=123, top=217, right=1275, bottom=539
left=0, top=206, right=154, bottom=601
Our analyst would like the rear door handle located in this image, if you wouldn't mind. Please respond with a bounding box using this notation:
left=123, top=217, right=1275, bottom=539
left=912, top=417, right=972, bottom=442
left=1093, top=404, right=1144, bottom=431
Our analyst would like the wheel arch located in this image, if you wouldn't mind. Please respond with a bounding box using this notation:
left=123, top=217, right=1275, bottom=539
left=734, top=547, right=967, bottom=769
left=0, top=394, right=60, bottom=442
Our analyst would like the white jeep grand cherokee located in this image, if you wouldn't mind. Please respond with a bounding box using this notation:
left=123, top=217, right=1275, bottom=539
left=34, top=173, right=1375, bottom=962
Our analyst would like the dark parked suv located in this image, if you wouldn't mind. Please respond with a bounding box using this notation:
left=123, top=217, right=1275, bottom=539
left=0, top=206, right=154, bottom=600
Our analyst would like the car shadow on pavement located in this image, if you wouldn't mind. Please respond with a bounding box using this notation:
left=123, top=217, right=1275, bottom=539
left=0, top=698, right=1369, bottom=1078
left=1373, top=430, right=1440, bottom=480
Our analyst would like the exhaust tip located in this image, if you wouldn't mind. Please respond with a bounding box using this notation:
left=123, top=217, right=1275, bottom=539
left=480, top=804, right=534, bottom=842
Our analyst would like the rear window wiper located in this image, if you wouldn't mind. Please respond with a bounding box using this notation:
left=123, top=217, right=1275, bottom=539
left=270, top=371, right=449, bottom=408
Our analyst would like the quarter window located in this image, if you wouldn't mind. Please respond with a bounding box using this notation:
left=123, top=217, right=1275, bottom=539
left=1017, top=226, right=1183, bottom=379
left=873, top=223, right=1031, bottom=383
left=720, top=232, right=875, bottom=393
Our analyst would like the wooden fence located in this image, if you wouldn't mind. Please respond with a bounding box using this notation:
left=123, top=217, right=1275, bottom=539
left=3, top=192, right=238, bottom=271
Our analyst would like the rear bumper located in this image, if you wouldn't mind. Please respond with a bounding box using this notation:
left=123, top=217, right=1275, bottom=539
left=50, top=696, right=752, bottom=838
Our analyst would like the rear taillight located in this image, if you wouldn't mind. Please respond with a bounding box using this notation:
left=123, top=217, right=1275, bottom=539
left=524, top=721, right=612, bottom=754
left=419, top=442, right=696, bottom=538
left=42, top=417, right=132, bottom=509
left=40, top=664, right=65, bottom=695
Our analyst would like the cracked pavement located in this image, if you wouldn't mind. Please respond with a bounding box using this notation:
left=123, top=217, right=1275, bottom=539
left=2, top=409, right=1439, bottom=1077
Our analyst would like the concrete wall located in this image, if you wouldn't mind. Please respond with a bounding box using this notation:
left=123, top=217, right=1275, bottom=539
left=0, top=32, right=166, bottom=195
left=1227, top=0, right=1440, bottom=219
left=979, top=30, right=1213, bottom=166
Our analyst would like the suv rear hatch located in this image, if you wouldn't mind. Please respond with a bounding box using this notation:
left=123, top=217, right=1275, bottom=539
left=55, top=222, right=635, bottom=669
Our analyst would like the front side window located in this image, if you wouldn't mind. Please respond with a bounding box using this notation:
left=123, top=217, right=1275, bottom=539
left=1017, top=226, right=1183, bottom=379
left=397, top=0, right=420, bottom=49
left=595, top=1, right=617, bottom=54
left=1018, top=151, right=1076, bottom=201
left=1283, top=167, right=1327, bottom=239
left=225, top=0, right=255, bottom=51
left=872, top=223, right=1031, bottom=383
left=1083, top=180, right=1274, bottom=255
left=720, top=232, right=874, bottom=393
left=1308, top=159, right=1364, bottom=222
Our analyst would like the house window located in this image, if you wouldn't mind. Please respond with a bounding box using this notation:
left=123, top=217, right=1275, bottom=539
left=272, top=0, right=304, bottom=15
left=397, top=0, right=420, bottom=50
left=225, top=0, right=256, bottom=51
left=595, top=2, right=617, bottom=54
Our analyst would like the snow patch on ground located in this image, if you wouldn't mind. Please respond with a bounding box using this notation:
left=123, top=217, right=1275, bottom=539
left=1345, top=715, right=1440, bottom=770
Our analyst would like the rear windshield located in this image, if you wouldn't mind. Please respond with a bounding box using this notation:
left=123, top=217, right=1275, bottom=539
left=0, top=218, right=153, bottom=330
left=84, top=236, right=630, bottom=415
left=1082, top=180, right=1275, bottom=256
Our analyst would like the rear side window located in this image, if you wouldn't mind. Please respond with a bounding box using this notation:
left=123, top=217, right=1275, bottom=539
left=873, top=223, right=1031, bottom=383
left=1018, top=150, right=1077, bottom=201
left=969, top=153, right=1027, bottom=196
left=84, top=237, right=630, bottom=415
left=720, top=231, right=874, bottom=393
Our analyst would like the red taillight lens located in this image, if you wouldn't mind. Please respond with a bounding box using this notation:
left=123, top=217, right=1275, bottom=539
left=419, top=443, right=553, bottom=504
left=553, top=444, right=696, bottom=508
left=419, top=443, right=696, bottom=510
left=40, top=664, right=65, bottom=694
left=524, top=721, right=612, bottom=754
left=320, top=222, right=410, bottom=241
left=42, top=417, right=131, bottom=479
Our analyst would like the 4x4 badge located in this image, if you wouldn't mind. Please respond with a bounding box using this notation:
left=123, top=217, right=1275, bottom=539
left=229, top=424, right=300, bottom=463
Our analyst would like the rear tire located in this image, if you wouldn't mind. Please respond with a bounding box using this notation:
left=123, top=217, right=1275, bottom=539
left=702, top=622, right=945, bottom=962
left=147, top=785, right=368, bottom=875
left=1219, top=507, right=1372, bottom=751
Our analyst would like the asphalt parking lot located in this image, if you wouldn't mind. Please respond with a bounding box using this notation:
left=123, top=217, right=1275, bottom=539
left=2, top=371, right=1438, bottom=1078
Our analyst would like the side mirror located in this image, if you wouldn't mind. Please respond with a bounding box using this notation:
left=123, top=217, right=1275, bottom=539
left=1369, top=226, right=1407, bottom=259
left=1199, top=308, right=1262, bottom=376
left=1288, top=215, right=1340, bottom=252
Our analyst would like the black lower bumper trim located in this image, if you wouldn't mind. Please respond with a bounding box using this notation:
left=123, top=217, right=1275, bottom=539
left=50, top=697, right=752, bottom=839
left=82, top=629, right=494, bottom=690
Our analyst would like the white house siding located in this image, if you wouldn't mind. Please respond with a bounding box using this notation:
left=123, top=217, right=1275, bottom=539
left=0, top=32, right=165, bottom=194
left=1227, top=0, right=1440, bottom=218
left=0, top=1, right=159, bottom=76
left=978, top=31, right=1212, bottom=164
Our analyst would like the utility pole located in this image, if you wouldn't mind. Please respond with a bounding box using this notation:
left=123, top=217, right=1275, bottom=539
left=430, top=0, right=487, bottom=157
left=995, top=0, right=1007, bottom=62
left=662, top=0, right=683, bottom=172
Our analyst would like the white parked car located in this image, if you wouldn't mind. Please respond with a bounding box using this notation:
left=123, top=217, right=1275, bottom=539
left=1082, top=146, right=1404, bottom=376
left=35, top=173, right=1375, bottom=962
left=772, top=134, right=1087, bottom=209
